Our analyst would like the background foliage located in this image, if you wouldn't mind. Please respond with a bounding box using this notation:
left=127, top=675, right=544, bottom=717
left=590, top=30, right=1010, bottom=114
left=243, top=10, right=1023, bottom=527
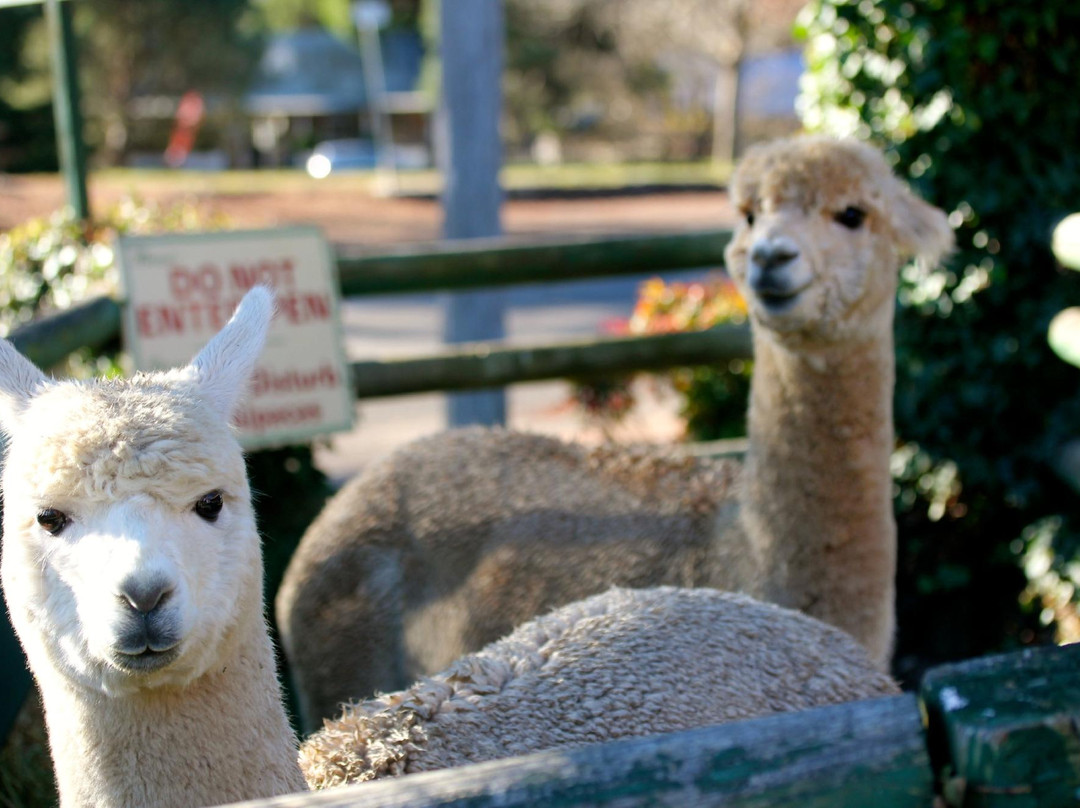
left=799, top=0, right=1080, bottom=682
left=573, top=276, right=752, bottom=440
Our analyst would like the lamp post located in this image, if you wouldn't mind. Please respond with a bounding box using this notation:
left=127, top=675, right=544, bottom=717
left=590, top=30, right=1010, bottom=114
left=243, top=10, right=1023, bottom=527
left=352, top=0, right=397, bottom=193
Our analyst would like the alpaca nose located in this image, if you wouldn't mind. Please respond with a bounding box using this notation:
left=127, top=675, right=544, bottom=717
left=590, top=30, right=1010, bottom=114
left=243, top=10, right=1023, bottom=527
left=750, top=239, right=800, bottom=272
left=119, top=576, right=174, bottom=615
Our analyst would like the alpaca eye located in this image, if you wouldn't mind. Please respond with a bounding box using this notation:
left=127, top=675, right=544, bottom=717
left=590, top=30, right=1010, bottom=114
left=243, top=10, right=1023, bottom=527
left=834, top=206, right=867, bottom=229
left=744, top=209, right=756, bottom=227
left=37, top=508, right=69, bottom=536
left=195, top=491, right=224, bottom=522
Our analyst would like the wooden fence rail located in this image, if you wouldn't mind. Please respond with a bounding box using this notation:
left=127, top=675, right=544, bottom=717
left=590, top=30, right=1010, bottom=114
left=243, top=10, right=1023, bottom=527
left=6, top=230, right=745, bottom=396
left=219, top=643, right=1080, bottom=808
left=230, top=696, right=932, bottom=808
left=350, top=326, right=752, bottom=398
left=336, top=230, right=732, bottom=295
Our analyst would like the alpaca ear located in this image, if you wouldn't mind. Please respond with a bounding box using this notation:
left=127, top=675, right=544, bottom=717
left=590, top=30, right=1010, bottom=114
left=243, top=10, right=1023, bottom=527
left=0, top=340, right=48, bottom=435
left=187, top=286, right=275, bottom=420
left=889, top=185, right=955, bottom=268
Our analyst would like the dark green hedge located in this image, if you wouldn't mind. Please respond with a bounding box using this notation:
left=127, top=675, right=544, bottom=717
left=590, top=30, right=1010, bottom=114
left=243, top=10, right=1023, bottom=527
left=799, top=1, right=1080, bottom=681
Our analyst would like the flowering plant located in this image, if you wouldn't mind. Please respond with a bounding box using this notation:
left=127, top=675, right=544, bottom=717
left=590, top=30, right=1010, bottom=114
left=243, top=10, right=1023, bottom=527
left=571, top=274, right=752, bottom=440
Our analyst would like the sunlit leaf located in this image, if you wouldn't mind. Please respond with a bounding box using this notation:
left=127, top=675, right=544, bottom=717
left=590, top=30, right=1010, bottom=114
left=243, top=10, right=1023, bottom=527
left=1052, top=213, right=1080, bottom=271
left=1048, top=307, right=1080, bottom=368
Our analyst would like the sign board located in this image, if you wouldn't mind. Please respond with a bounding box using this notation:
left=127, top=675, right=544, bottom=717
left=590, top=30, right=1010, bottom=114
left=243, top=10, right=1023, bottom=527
left=117, top=227, right=354, bottom=450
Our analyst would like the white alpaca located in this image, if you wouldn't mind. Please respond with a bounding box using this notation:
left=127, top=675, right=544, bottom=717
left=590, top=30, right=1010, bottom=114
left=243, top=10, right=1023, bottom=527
left=0, top=288, right=305, bottom=807
left=0, top=287, right=896, bottom=807
left=276, top=135, right=955, bottom=729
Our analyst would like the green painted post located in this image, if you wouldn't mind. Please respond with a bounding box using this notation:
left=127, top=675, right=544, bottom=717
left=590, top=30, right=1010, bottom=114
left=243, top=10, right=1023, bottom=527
left=921, top=643, right=1080, bottom=807
left=43, top=0, right=90, bottom=221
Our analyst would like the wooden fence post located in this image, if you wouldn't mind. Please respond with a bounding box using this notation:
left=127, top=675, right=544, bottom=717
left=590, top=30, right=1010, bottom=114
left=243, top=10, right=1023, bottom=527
left=438, top=0, right=507, bottom=427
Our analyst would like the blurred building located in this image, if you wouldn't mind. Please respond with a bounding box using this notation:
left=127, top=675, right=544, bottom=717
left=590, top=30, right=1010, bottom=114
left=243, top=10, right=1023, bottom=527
left=125, top=26, right=430, bottom=170
left=245, top=26, right=430, bottom=169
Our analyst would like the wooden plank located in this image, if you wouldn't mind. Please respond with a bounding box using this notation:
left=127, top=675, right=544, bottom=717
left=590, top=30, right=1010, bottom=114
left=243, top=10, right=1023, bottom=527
left=0, top=298, right=750, bottom=395
left=921, top=643, right=1080, bottom=807
left=686, top=436, right=749, bottom=458
left=350, top=325, right=752, bottom=398
left=222, top=695, right=932, bottom=808
left=335, top=230, right=732, bottom=296
left=7, top=295, right=121, bottom=369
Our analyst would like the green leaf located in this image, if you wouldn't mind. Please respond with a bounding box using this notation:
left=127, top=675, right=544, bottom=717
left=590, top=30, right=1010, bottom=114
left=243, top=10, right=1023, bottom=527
left=1052, top=214, right=1080, bottom=270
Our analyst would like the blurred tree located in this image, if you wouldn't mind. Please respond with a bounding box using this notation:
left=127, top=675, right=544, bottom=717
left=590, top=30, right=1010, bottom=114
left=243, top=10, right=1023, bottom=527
left=502, top=0, right=642, bottom=157
left=0, top=0, right=261, bottom=167
left=799, top=1, right=1080, bottom=682
left=252, top=0, right=421, bottom=37
left=591, top=0, right=751, bottom=162
left=0, top=5, right=58, bottom=172
left=74, top=0, right=260, bottom=165
left=500, top=0, right=800, bottom=163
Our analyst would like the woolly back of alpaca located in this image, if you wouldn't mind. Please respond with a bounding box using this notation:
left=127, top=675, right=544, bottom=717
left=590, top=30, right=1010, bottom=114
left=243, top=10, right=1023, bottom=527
left=300, top=587, right=899, bottom=787
left=277, top=431, right=746, bottom=727
left=0, top=288, right=305, bottom=807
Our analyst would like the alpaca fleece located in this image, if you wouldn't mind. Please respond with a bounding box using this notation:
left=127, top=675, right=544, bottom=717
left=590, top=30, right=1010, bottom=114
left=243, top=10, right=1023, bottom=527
left=300, top=587, right=899, bottom=787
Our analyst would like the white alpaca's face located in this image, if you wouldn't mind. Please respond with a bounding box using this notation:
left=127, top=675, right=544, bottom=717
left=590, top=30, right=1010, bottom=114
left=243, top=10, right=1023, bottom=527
left=0, top=384, right=260, bottom=696
left=0, top=286, right=275, bottom=699
left=724, top=137, right=950, bottom=345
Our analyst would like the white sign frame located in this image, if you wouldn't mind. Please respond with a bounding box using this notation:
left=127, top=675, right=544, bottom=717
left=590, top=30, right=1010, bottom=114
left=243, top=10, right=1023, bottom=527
left=117, top=226, right=355, bottom=451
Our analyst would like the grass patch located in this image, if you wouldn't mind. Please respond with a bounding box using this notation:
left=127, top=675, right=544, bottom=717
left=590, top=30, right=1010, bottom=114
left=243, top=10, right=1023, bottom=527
left=70, top=160, right=733, bottom=199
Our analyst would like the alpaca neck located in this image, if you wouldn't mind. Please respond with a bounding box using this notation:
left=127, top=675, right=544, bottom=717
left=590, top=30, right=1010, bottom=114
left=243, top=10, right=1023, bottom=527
left=41, top=609, right=306, bottom=808
left=741, top=327, right=896, bottom=668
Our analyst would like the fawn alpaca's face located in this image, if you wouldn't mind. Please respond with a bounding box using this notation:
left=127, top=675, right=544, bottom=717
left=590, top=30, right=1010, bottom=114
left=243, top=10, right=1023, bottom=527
left=724, top=137, right=952, bottom=345
left=0, top=384, right=259, bottom=696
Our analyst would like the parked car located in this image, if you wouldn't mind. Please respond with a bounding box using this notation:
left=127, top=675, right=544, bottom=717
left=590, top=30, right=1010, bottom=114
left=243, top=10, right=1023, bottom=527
left=304, top=139, right=376, bottom=178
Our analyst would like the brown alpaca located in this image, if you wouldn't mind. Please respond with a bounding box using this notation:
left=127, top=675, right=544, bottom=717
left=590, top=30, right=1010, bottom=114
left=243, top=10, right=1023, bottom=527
left=277, top=136, right=953, bottom=731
